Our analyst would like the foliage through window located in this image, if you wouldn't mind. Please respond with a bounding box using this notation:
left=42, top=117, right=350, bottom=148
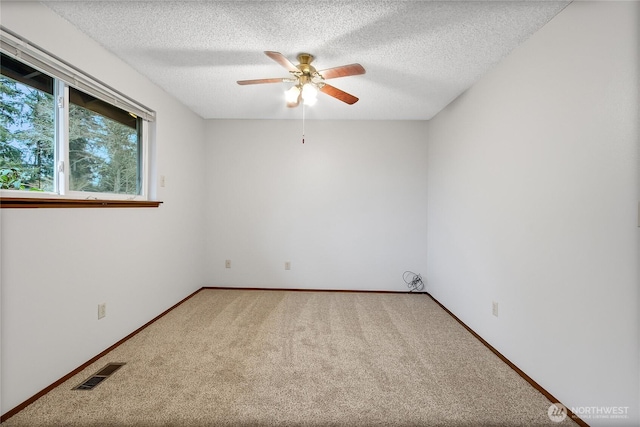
left=0, top=54, right=55, bottom=191
left=68, top=87, right=140, bottom=194
left=0, top=51, right=146, bottom=198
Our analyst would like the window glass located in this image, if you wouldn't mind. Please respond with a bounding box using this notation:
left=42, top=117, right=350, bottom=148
left=69, top=87, right=140, bottom=195
left=1, top=55, right=55, bottom=191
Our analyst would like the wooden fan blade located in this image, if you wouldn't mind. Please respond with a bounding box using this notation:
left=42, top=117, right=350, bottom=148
left=318, top=63, right=365, bottom=80
left=264, top=51, right=299, bottom=72
left=319, top=84, right=359, bottom=105
left=237, top=78, right=289, bottom=85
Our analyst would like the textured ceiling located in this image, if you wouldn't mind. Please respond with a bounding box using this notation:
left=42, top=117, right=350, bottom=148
left=43, top=1, right=570, bottom=121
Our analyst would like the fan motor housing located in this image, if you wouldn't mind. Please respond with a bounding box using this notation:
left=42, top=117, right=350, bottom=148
left=297, top=53, right=316, bottom=76
left=297, top=53, right=314, bottom=65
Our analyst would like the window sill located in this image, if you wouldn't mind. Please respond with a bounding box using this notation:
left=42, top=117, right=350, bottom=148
left=0, top=197, right=162, bottom=209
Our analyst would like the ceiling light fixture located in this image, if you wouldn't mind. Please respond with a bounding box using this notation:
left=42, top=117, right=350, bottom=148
left=284, top=81, right=319, bottom=107
left=238, top=51, right=364, bottom=109
left=238, top=51, right=365, bottom=144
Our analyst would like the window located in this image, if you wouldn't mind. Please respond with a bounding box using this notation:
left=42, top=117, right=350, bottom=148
left=0, top=29, right=156, bottom=205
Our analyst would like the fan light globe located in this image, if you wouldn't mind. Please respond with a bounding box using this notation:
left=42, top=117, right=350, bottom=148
left=301, top=83, right=318, bottom=102
left=285, top=86, right=300, bottom=103
left=303, top=96, right=317, bottom=106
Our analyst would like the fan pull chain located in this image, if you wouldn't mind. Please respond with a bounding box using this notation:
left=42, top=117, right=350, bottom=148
left=302, top=101, right=305, bottom=144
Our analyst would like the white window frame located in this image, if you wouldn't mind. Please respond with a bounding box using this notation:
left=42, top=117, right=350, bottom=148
left=0, top=27, right=155, bottom=201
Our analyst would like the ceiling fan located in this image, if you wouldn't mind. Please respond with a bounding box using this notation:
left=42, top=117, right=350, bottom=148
left=237, top=51, right=366, bottom=108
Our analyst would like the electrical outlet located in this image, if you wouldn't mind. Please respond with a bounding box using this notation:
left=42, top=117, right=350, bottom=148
left=160, top=175, right=166, bottom=187
left=492, top=301, right=499, bottom=317
left=285, top=261, right=291, bottom=270
left=98, top=303, right=106, bottom=319
left=225, top=260, right=231, bottom=269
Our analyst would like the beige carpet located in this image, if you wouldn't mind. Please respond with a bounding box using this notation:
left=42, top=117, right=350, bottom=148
left=2, top=289, right=577, bottom=426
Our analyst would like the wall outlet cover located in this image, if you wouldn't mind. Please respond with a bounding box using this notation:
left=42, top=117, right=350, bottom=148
left=98, top=303, right=106, bottom=319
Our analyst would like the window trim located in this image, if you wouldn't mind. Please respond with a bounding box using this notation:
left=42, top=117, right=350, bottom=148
left=0, top=196, right=162, bottom=209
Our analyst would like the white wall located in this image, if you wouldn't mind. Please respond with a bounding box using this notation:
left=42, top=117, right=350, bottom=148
left=427, top=2, right=639, bottom=426
left=0, top=2, right=207, bottom=414
left=204, top=119, right=428, bottom=291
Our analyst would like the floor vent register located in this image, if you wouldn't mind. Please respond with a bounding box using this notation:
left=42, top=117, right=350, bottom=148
left=73, top=362, right=126, bottom=391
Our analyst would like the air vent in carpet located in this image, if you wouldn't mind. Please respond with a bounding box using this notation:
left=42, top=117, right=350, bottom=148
left=73, top=362, right=125, bottom=390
